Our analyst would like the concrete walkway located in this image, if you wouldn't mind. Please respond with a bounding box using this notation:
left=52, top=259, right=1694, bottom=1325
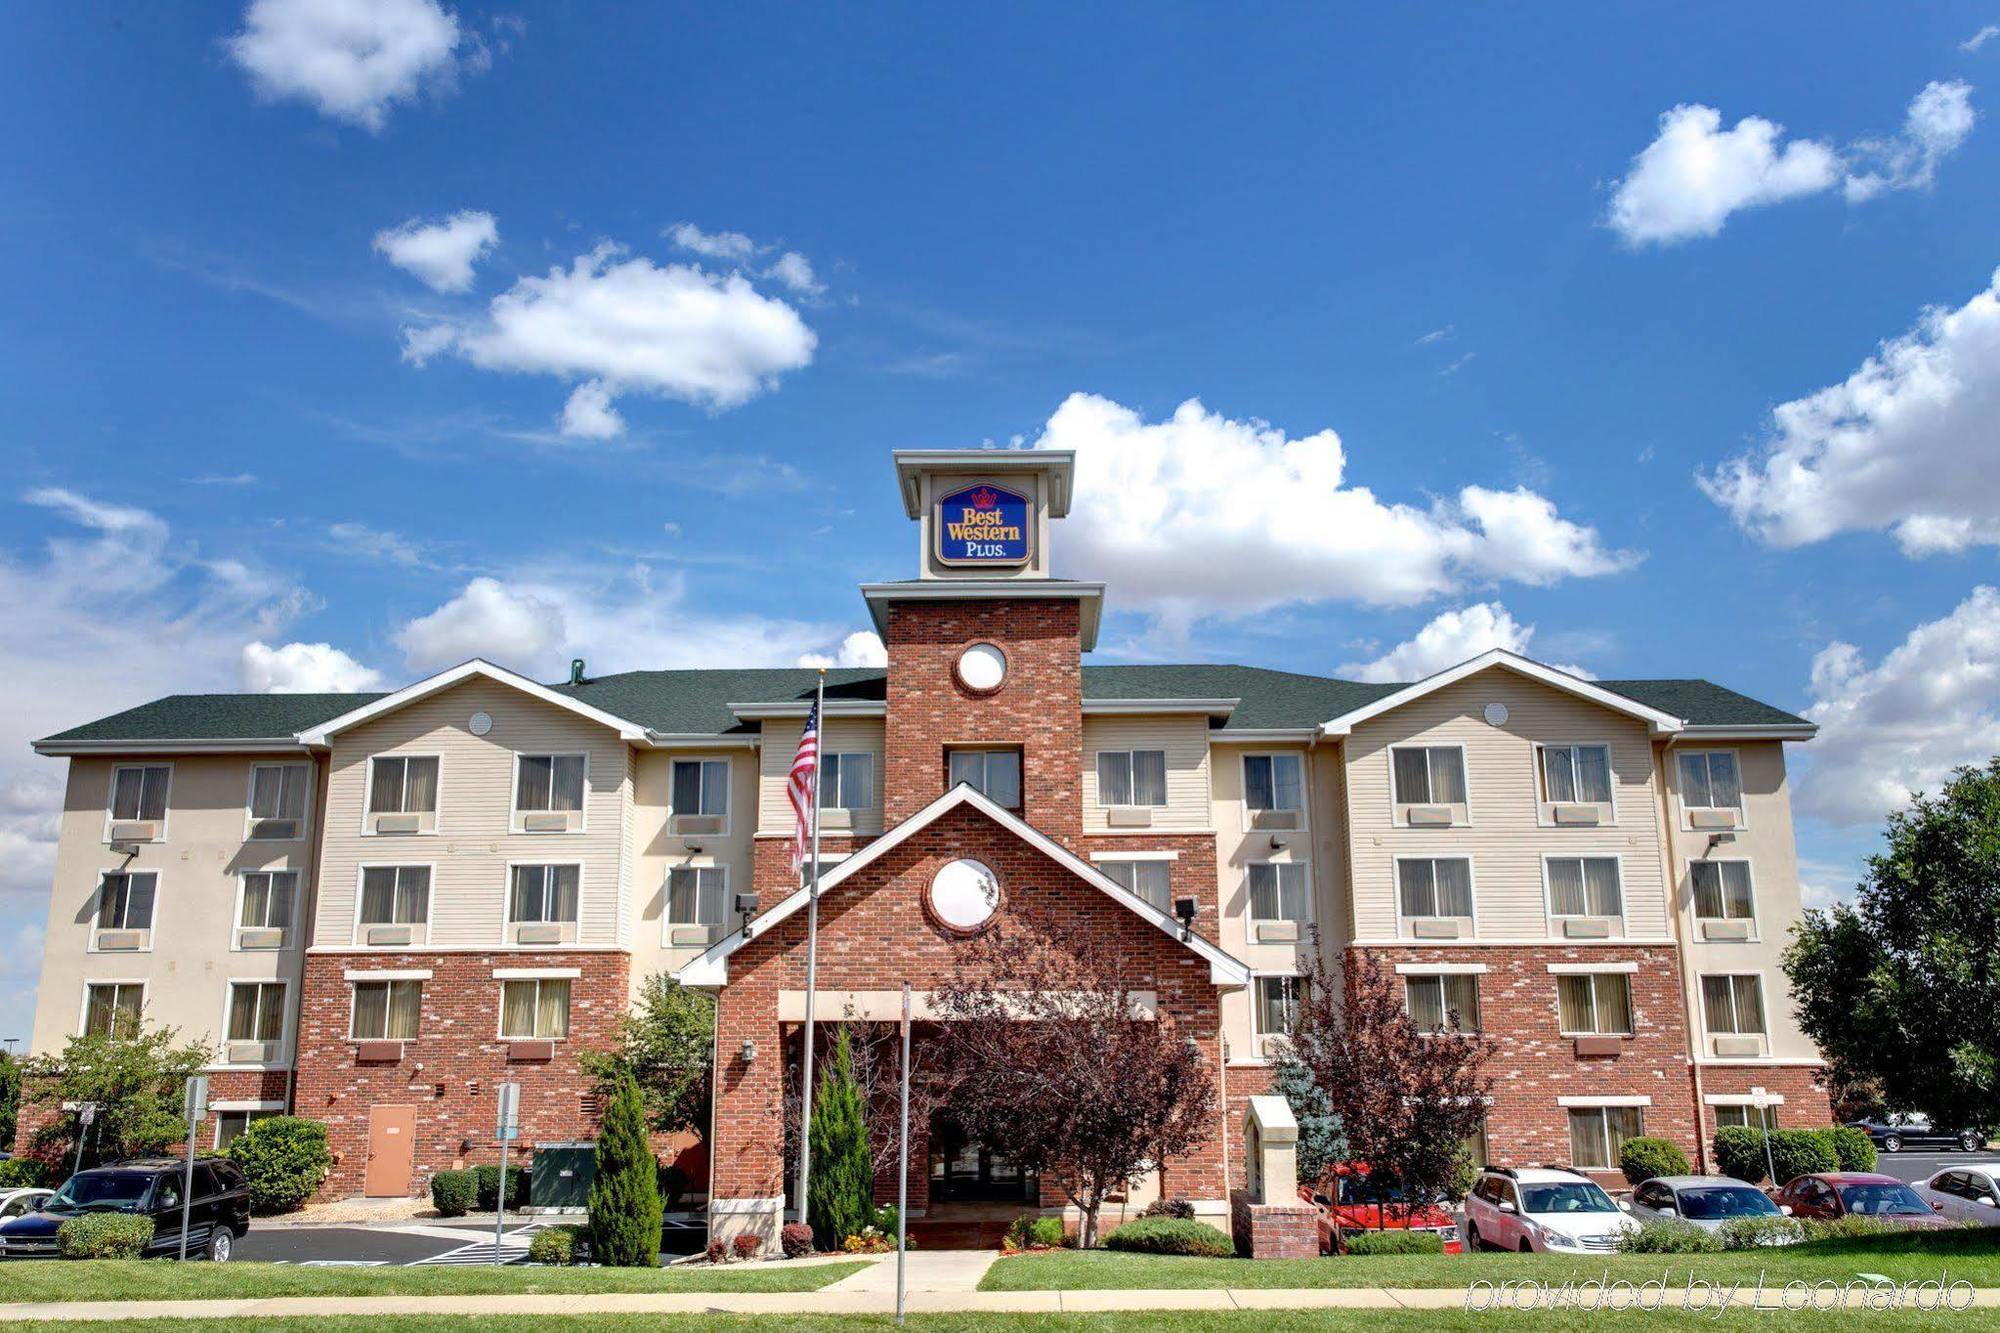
left=822, top=1249, right=999, bottom=1293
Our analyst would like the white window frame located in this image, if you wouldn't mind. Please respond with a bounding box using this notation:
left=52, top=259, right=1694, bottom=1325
left=77, top=980, right=147, bottom=1038
left=1392, top=854, right=1480, bottom=935
left=211, top=1102, right=285, bottom=1150
left=1240, top=752, right=1306, bottom=825
left=360, top=752, right=444, bottom=834
left=1553, top=970, right=1636, bottom=1037
left=1676, top=748, right=1748, bottom=830
left=945, top=747, right=1023, bottom=810
left=1094, top=748, right=1169, bottom=808
left=348, top=976, right=425, bottom=1041
left=89, top=868, right=161, bottom=953
left=1095, top=857, right=1174, bottom=911
left=232, top=869, right=300, bottom=951
left=220, top=979, right=289, bottom=1062
left=1689, top=858, right=1758, bottom=929
left=669, top=756, right=733, bottom=831
left=1541, top=853, right=1627, bottom=930
left=1387, top=743, right=1472, bottom=824
left=103, top=762, right=173, bottom=843
left=664, top=862, right=730, bottom=933
left=350, top=863, right=436, bottom=945
left=1250, top=972, right=1303, bottom=1050
left=1404, top=972, right=1482, bottom=1034
left=495, top=975, right=574, bottom=1041
left=1566, top=1103, right=1647, bottom=1170
left=1699, top=972, right=1770, bottom=1037
left=1532, top=741, right=1618, bottom=825
left=818, top=752, right=876, bottom=811
left=243, top=762, right=313, bottom=842
left=502, top=861, right=585, bottom=938
left=510, top=752, right=590, bottom=833
left=1245, top=859, right=1312, bottom=925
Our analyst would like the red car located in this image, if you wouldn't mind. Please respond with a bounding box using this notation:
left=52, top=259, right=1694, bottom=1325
left=1771, top=1173, right=1954, bottom=1230
left=1301, top=1163, right=1464, bottom=1254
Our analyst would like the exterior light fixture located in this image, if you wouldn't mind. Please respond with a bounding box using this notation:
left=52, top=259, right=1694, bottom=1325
left=1173, top=896, right=1198, bottom=941
left=735, top=892, right=759, bottom=939
left=740, top=1038, right=757, bottom=1064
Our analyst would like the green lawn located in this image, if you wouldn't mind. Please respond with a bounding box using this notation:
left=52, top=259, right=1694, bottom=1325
left=0, top=1259, right=870, bottom=1302
left=3, top=1315, right=1989, bottom=1333
left=979, top=1226, right=2000, bottom=1290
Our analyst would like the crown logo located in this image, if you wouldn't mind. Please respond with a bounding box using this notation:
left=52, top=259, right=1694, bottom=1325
left=970, top=487, right=998, bottom=510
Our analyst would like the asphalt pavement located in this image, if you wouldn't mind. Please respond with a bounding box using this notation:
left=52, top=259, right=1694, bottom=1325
left=1861, top=1148, right=2000, bottom=1185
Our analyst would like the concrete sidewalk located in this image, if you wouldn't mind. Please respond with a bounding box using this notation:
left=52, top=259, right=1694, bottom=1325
left=823, top=1249, right=999, bottom=1293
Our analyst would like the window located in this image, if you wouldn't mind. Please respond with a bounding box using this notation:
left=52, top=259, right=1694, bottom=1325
left=515, top=754, right=586, bottom=813
left=818, top=753, right=874, bottom=810
left=1248, top=862, right=1309, bottom=922
left=1701, top=974, right=1767, bottom=1035
left=358, top=866, right=431, bottom=925
left=667, top=866, right=728, bottom=925
left=1557, top=973, right=1634, bottom=1035
left=1678, top=751, right=1743, bottom=814
left=499, top=978, right=571, bottom=1039
left=350, top=979, right=422, bottom=1040
left=1713, top=1104, right=1777, bottom=1131
left=1397, top=858, right=1474, bottom=918
left=1098, top=859, right=1171, bottom=911
left=215, top=1110, right=278, bottom=1149
left=1391, top=746, right=1467, bottom=805
left=509, top=865, right=580, bottom=924
left=1541, top=744, right=1612, bottom=804
left=96, top=871, right=157, bottom=932
left=1097, top=750, right=1167, bottom=807
left=83, top=982, right=143, bottom=1038
left=1255, top=975, right=1301, bottom=1039
left=947, top=749, right=1021, bottom=809
left=109, top=765, right=170, bottom=824
left=1244, top=754, right=1304, bottom=812
left=1569, top=1106, right=1645, bottom=1170
left=226, top=981, right=286, bottom=1044
left=1691, top=862, right=1755, bottom=920
left=1547, top=857, right=1623, bottom=918
left=248, top=764, right=309, bottom=831
left=237, top=871, right=297, bottom=933
left=670, top=759, right=730, bottom=818
left=368, top=756, right=439, bottom=815
left=1405, top=974, right=1481, bottom=1032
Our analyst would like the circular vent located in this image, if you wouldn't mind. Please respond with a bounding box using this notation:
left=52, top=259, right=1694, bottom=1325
left=468, top=711, right=493, bottom=736
left=955, top=642, right=1008, bottom=693
left=1483, top=702, right=1509, bottom=727
left=929, top=858, right=1001, bottom=934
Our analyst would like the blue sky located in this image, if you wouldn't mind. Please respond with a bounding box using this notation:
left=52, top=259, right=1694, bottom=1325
left=4, top=1, right=2000, bottom=1041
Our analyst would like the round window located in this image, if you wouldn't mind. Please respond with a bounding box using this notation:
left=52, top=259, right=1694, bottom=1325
left=956, top=642, right=1008, bottom=692
left=928, top=858, right=1001, bottom=934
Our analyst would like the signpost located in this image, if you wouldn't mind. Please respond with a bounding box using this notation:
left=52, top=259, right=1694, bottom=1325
left=179, top=1075, right=208, bottom=1261
left=896, top=982, right=911, bottom=1325
left=1752, top=1086, right=1779, bottom=1189
left=72, top=1102, right=96, bottom=1180
left=495, top=1082, right=521, bottom=1265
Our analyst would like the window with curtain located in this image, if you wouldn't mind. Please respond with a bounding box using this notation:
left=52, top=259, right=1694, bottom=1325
left=358, top=866, right=431, bottom=926
left=83, top=983, right=143, bottom=1038
left=1712, top=1105, right=1777, bottom=1130
left=1391, top=746, right=1468, bottom=805
left=515, top=754, right=586, bottom=813
left=1248, top=862, right=1309, bottom=921
left=215, top=1110, right=277, bottom=1149
left=1691, top=862, right=1756, bottom=919
left=1556, top=973, right=1634, bottom=1034
left=1405, top=973, right=1482, bottom=1032
left=96, top=871, right=157, bottom=931
left=509, top=864, right=580, bottom=924
left=1701, top=974, right=1767, bottom=1034
left=1678, top=751, right=1743, bottom=812
left=1397, top=858, right=1475, bottom=918
left=110, top=765, right=170, bottom=822
left=1096, top=750, right=1168, bottom=806
left=667, top=866, right=727, bottom=925
left=227, top=981, right=286, bottom=1043
left=249, top=764, right=309, bottom=824
left=670, top=759, right=730, bottom=818
left=238, top=871, right=297, bottom=930
left=1541, top=744, right=1612, bottom=804
left=1098, top=859, right=1171, bottom=911
left=947, top=749, right=1021, bottom=809
left=499, top=978, right=571, bottom=1039
left=368, top=755, right=439, bottom=815
left=1568, top=1106, right=1645, bottom=1169
left=350, top=979, right=422, bottom=1040
left=1244, top=754, right=1304, bottom=812
left=1255, top=975, right=1301, bottom=1038
left=1547, top=857, right=1623, bottom=917
left=818, top=753, right=874, bottom=809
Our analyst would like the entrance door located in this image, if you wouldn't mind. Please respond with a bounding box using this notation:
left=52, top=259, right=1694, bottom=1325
left=928, top=1116, right=1038, bottom=1203
left=364, top=1104, right=417, bottom=1197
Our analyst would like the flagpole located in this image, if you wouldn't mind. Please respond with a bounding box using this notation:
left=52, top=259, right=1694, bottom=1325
left=794, top=668, right=826, bottom=1228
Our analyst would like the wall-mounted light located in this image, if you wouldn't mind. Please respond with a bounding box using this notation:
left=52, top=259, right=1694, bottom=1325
left=740, top=1038, right=757, bottom=1064
left=735, top=891, right=759, bottom=939
left=684, top=842, right=703, bottom=855
left=1268, top=834, right=1285, bottom=851
left=1173, top=896, right=1198, bottom=942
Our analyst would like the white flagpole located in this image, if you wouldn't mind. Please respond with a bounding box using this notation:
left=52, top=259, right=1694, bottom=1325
left=896, top=981, right=911, bottom=1325
left=794, top=668, right=826, bottom=1227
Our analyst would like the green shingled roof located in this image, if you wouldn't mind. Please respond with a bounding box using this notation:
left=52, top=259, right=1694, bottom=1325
left=39, top=692, right=389, bottom=744
left=1596, top=680, right=1814, bottom=731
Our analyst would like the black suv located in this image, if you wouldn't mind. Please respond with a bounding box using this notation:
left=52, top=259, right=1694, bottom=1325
left=0, top=1158, right=251, bottom=1261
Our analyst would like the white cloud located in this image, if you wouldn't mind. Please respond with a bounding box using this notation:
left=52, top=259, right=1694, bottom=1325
left=393, top=576, right=566, bottom=672
left=328, top=520, right=427, bottom=567
left=1339, top=602, right=1592, bottom=682
left=405, top=243, right=816, bottom=433
left=796, top=630, right=887, bottom=670
left=1796, top=586, right=2000, bottom=826
left=1606, top=104, right=1841, bottom=245
left=1034, top=394, right=1635, bottom=632
left=372, top=210, right=498, bottom=292
left=667, top=223, right=757, bottom=263
left=559, top=379, right=624, bottom=440
left=1966, top=24, right=2000, bottom=54
left=1844, top=81, right=1977, bottom=202
left=1415, top=325, right=1454, bottom=345
left=225, top=0, right=480, bottom=131
left=764, top=251, right=824, bottom=297
left=1700, top=268, right=2000, bottom=553
left=241, top=640, right=385, bottom=692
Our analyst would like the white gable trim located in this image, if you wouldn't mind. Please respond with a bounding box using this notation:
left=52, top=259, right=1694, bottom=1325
left=1320, top=649, right=1684, bottom=737
left=295, top=659, right=649, bottom=746
left=673, top=783, right=1253, bottom=988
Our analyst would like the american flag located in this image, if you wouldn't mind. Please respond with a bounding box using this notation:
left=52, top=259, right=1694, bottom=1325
left=787, top=697, right=821, bottom=875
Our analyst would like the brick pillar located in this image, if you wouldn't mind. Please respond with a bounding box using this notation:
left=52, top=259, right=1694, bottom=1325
left=708, top=970, right=787, bottom=1255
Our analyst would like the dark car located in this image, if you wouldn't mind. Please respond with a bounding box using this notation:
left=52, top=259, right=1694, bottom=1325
left=1771, top=1173, right=1953, bottom=1231
left=0, top=1159, right=250, bottom=1261
left=1846, top=1116, right=1986, bottom=1153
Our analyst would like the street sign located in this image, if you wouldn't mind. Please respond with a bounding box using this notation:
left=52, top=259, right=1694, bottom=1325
left=186, top=1075, right=209, bottom=1120
left=496, top=1082, right=521, bottom=1141
left=77, top=1103, right=96, bottom=1127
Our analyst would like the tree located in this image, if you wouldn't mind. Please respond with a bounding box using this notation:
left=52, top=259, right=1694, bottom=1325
left=1270, top=1053, right=1346, bottom=1186
left=22, top=1027, right=210, bottom=1168
left=929, top=917, right=1216, bottom=1249
left=783, top=1017, right=957, bottom=1186
left=806, top=1026, right=875, bottom=1250
left=1783, top=760, right=2000, bottom=1131
left=587, top=972, right=714, bottom=1136
left=587, top=1064, right=663, bottom=1267
left=0, top=1050, right=19, bottom=1151
left=1288, top=950, right=1494, bottom=1227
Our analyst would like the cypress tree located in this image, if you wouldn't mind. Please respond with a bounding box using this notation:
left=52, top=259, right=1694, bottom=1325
left=588, top=1063, right=663, bottom=1266
left=806, top=1026, right=874, bottom=1250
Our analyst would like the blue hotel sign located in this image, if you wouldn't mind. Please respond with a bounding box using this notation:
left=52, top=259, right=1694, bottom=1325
left=935, top=482, right=1031, bottom=566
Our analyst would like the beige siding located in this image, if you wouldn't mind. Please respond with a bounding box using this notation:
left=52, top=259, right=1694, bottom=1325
left=757, top=719, right=885, bottom=837
left=1080, top=715, right=1213, bottom=834
left=630, top=747, right=757, bottom=994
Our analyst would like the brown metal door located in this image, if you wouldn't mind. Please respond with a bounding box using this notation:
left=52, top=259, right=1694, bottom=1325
left=364, top=1104, right=417, bottom=1197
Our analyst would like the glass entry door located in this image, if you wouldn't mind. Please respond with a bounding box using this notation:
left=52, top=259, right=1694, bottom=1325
left=928, top=1116, right=1038, bottom=1203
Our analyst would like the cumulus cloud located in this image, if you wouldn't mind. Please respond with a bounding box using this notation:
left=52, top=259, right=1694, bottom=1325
left=1844, top=81, right=1977, bottom=202
left=764, top=252, right=824, bottom=297
left=1700, top=268, right=2000, bottom=554
left=1032, top=394, right=1635, bottom=632
left=797, top=630, right=888, bottom=670
left=225, top=0, right=482, bottom=131
left=559, top=380, right=624, bottom=440
left=241, top=640, right=385, bottom=692
left=372, top=210, right=498, bottom=292
left=393, top=576, right=566, bottom=672
left=1339, top=602, right=1592, bottom=683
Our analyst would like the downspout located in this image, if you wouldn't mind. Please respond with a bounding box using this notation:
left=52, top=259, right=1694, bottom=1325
left=1654, top=738, right=1709, bottom=1174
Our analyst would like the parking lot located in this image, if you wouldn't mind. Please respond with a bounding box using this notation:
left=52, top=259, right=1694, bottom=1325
left=1857, top=1148, right=2000, bottom=1186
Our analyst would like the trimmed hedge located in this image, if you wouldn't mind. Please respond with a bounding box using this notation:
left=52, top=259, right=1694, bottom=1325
left=1102, top=1217, right=1234, bottom=1257
left=781, top=1222, right=815, bottom=1258
left=1618, top=1136, right=1691, bottom=1187
left=1615, top=1219, right=1721, bottom=1254
left=430, top=1169, right=477, bottom=1217
left=527, top=1225, right=582, bottom=1265
left=57, top=1213, right=154, bottom=1259
left=476, top=1162, right=531, bottom=1211
left=226, top=1116, right=331, bottom=1214
left=1830, top=1125, right=1878, bottom=1172
left=1345, top=1229, right=1444, bottom=1255
left=1141, top=1198, right=1196, bottom=1220
left=1714, top=1126, right=1769, bottom=1184
left=1767, top=1129, right=1839, bottom=1185
left=1713, top=1126, right=1844, bottom=1186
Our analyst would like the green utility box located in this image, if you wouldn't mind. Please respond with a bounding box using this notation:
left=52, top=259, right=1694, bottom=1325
left=532, top=1143, right=597, bottom=1209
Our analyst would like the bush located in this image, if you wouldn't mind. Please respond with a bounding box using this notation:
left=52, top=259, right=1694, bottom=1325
left=0, top=1157, right=50, bottom=1189
left=1618, top=1136, right=1691, bottom=1187
left=430, top=1170, right=476, bottom=1217
left=588, top=1064, right=664, bottom=1267
left=1768, top=1128, right=1839, bottom=1185
left=527, top=1225, right=582, bottom=1265
left=1718, top=1216, right=1806, bottom=1250
left=1830, top=1125, right=1878, bottom=1172
left=57, top=1213, right=153, bottom=1259
left=806, top=1028, right=874, bottom=1251
left=1004, top=1213, right=1068, bottom=1250
left=732, top=1232, right=763, bottom=1261
left=1140, top=1197, right=1196, bottom=1220
left=226, top=1116, right=331, bottom=1215
left=658, top=1162, right=690, bottom=1211
left=781, top=1222, right=815, bottom=1258
left=475, top=1162, right=531, bottom=1212
left=706, top=1237, right=728, bottom=1264
left=1713, top=1126, right=1770, bottom=1184
left=1345, top=1229, right=1445, bottom=1255
left=1803, top=1214, right=1902, bottom=1241
left=1615, top=1219, right=1721, bottom=1253
left=1101, top=1216, right=1234, bottom=1257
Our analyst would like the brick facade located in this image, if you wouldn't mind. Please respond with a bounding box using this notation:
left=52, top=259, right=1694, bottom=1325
left=1696, top=1064, right=1833, bottom=1161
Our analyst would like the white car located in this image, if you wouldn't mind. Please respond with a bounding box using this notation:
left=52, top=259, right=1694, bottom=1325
left=1914, top=1166, right=2000, bottom=1226
left=1463, top=1167, right=1640, bottom=1253
left=0, top=1187, right=52, bottom=1220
